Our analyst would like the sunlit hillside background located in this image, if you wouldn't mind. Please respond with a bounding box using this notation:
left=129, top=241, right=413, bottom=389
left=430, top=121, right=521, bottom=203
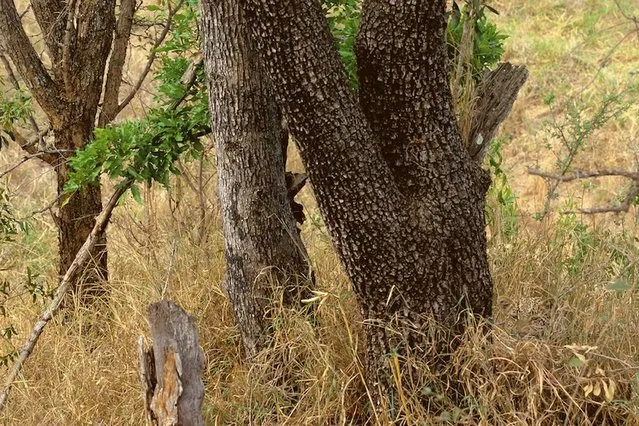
left=1, top=0, right=639, bottom=424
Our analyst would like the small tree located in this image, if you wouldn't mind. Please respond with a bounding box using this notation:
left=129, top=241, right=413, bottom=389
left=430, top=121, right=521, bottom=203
left=0, top=0, right=183, bottom=304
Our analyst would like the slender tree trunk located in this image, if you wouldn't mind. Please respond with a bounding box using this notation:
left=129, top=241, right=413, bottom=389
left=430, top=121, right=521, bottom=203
left=238, top=0, right=497, bottom=404
left=201, top=0, right=311, bottom=358
left=54, top=122, right=107, bottom=304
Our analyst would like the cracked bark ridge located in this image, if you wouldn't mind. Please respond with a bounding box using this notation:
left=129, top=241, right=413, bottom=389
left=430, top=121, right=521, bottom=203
left=238, top=0, right=507, bottom=403
left=201, top=0, right=311, bottom=358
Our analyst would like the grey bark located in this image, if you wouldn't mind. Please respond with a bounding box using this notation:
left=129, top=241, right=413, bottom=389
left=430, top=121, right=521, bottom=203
left=236, top=0, right=525, bottom=405
left=200, top=0, right=311, bottom=358
left=139, top=300, right=205, bottom=426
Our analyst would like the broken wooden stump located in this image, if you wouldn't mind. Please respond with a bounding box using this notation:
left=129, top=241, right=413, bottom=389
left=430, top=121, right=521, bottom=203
left=138, top=300, right=205, bottom=426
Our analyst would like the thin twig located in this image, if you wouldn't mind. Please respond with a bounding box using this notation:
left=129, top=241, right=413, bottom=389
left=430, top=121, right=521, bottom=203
left=0, top=179, right=132, bottom=413
left=18, top=3, right=31, bottom=19
left=161, top=239, right=177, bottom=298
left=0, top=153, right=51, bottom=180
left=529, top=168, right=639, bottom=215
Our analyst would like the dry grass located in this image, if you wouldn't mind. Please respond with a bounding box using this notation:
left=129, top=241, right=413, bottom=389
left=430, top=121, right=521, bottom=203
left=1, top=0, right=639, bottom=424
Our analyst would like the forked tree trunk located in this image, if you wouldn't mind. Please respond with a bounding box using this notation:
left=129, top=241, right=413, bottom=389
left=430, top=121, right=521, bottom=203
left=236, top=0, right=507, bottom=404
left=201, top=1, right=311, bottom=357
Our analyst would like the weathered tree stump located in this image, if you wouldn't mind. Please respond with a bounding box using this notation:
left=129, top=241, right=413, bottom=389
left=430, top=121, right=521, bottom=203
left=138, top=301, right=205, bottom=426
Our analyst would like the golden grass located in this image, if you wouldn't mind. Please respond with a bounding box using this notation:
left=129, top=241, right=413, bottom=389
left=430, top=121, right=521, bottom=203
left=1, top=0, right=639, bottom=424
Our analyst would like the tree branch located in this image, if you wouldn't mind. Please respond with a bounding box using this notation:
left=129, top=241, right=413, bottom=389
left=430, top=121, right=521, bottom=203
left=529, top=168, right=639, bottom=214
left=0, top=179, right=132, bottom=414
left=29, top=0, right=66, bottom=67
left=0, top=151, right=60, bottom=180
left=116, top=0, right=186, bottom=116
left=0, top=0, right=62, bottom=114
left=0, top=49, right=45, bottom=147
left=3, top=125, right=59, bottom=166
left=529, top=168, right=639, bottom=181
left=60, top=0, right=78, bottom=94
left=99, top=0, right=137, bottom=126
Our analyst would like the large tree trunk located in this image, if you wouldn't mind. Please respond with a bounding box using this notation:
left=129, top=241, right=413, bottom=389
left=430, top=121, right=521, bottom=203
left=238, top=0, right=497, bottom=404
left=201, top=0, right=311, bottom=357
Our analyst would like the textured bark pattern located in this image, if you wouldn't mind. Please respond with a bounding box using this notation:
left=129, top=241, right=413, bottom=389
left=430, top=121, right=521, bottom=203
left=467, top=62, right=529, bottom=163
left=0, top=0, right=131, bottom=301
left=201, top=0, right=311, bottom=357
left=239, top=0, right=508, bottom=399
left=0, top=0, right=63, bottom=114
left=99, top=0, right=136, bottom=127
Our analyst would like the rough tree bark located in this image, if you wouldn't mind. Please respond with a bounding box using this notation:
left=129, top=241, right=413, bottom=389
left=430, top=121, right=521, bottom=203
left=228, top=0, right=524, bottom=405
left=0, top=0, right=140, bottom=304
left=200, top=1, right=311, bottom=357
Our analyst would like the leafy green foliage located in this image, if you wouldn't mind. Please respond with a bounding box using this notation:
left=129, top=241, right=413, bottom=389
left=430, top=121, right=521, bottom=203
left=67, top=1, right=209, bottom=197
left=447, top=0, right=507, bottom=80
left=0, top=188, right=27, bottom=242
left=545, top=91, right=632, bottom=174
left=537, top=88, right=635, bottom=218
left=0, top=89, right=31, bottom=129
left=0, top=84, right=33, bottom=147
left=321, top=1, right=507, bottom=89
left=486, top=138, right=519, bottom=239
left=322, top=0, right=360, bottom=87
left=66, top=104, right=206, bottom=193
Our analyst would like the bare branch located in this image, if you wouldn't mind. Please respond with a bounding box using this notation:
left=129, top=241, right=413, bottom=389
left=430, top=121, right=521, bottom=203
left=99, top=0, right=137, bottom=126
left=29, top=0, right=66, bottom=65
left=0, top=179, right=132, bottom=413
left=116, top=0, right=186, bottom=116
left=3, top=125, right=59, bottom=166
left=529, top=168, right=639, bottom=215
left=468, top=63, right=529, bottom=163
left=61, top=0, right=78, bottom=94
left=0, top=0, right=62, bottom=114
left=528, top=168, right=639, bottom=182
left=0, top=152, right=57, bottom=180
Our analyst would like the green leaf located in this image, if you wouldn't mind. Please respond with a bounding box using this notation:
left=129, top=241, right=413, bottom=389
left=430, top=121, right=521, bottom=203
left=568, top=356, right=586, bottom=367
left=130, top=184, right=143, bottom=204
left=607, top=280, right=630, bottom=292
